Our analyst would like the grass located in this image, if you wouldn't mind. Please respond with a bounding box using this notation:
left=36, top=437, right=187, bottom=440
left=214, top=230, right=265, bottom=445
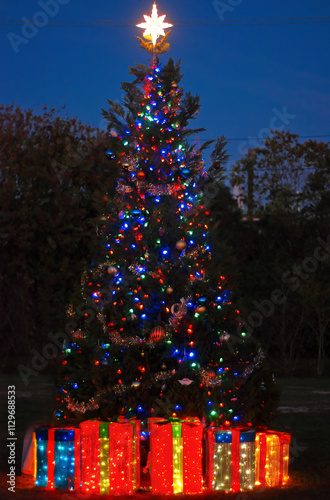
left=0, top=372, right=57, bottom=472
left=271, top=377, right=330, bottom=488
left=0, top=372, right=330, bottom=499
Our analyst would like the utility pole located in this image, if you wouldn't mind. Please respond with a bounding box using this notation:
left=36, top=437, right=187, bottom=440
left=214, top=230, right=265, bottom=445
left=247, top=148, right=256, bottom=221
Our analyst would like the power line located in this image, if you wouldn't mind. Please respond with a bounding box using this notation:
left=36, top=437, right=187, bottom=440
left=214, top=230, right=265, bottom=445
left=227, top=134, right=330, bottom=142
left=1, top=16, right=330, bottom=27
left=193, top=134, right=330, bottom=142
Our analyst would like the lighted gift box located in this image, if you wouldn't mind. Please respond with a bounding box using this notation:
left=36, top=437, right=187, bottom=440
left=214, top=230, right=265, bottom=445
left=149, top=417, right=203, bottom=494
left=80, top=419, right=140, bottom=495
left=206, top=427, right=256, bottom=492
left=255, top=430, right=291, bottom=487
left=35, top=427, right=80, bottom=490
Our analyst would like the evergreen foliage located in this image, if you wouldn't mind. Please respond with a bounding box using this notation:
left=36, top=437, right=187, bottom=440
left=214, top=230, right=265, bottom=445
left=57, top=56, right=278, bottom=427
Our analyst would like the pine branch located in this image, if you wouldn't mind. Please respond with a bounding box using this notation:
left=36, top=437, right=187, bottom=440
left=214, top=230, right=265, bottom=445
left=199, top=139, right=215, bottom=152
left=181, top=128, right=206, bottom=137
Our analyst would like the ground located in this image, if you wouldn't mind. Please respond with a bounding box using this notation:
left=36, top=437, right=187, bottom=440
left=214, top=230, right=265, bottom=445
left=0, top=373, right=330, bottom=499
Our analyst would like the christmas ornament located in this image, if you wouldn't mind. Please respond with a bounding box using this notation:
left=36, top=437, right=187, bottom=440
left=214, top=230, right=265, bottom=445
left=170, top=298, right=188, bottom=327
left=131, top=381, right=140, bottom=388
left=195, top=306, right=206, bottom=314
left=106, top=149, right=116, bottom=160
left=178, top=378, right=193, bottom=386
left=161, top=363, right=167, bottom=370
left=137, top=171, right=146, bottom=179
left=220, top=332, right=230, bottom=341
left=73, top=330, right=84, bottom=339
left=181, top=168, right=191, bottom=178
left=150, top=326, right=166, bottom=342
left=136, top=2, right=173, bottom=46
left=166, top=286, right=173, bottom=294
left=107, top=266, right=117, bottom=275
left=176, top=240, right=186, bottom=251
left=171, top=303, right=180, bottom=315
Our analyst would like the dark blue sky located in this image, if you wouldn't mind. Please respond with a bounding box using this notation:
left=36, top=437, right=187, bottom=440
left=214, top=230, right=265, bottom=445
left=1, top=0, right=330, bottom=169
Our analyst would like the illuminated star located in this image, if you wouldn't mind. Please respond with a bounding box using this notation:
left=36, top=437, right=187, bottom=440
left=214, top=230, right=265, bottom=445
left=136, top=2, right=173, bottom=46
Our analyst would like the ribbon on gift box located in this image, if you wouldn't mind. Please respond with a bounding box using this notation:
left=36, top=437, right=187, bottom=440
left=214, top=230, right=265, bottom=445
left=129, top=418, right=141, bottom=490
left=255, top=430, right=291, bottom=487
left=35, top=427, right=80, bottom=490
left=207, top=427, right=255, bottom=493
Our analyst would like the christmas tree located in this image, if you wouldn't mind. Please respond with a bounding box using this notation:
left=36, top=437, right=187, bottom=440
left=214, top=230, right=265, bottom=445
left=57, top=3, right=277, bottom=428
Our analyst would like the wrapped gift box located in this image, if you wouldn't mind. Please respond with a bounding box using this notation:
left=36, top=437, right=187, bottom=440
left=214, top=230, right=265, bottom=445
left=35, top=427, right=80, bottom=490
left=206, top=427, right=256, bottom=492
left=255, top=431, right=291, bottom=487
left=80, top=420, right=140, bottom=495
left=149, top=417, right=203, bottom=494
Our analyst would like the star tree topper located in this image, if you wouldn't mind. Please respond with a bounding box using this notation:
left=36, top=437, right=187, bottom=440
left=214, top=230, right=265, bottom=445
left=136, top=2, right=173, bottom=46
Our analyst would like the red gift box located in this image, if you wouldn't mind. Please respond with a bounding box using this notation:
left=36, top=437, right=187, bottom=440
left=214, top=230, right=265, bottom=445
left=149, top=417, right=203, bottom=494
left=80, top=419, right=140, bottom=495
left=255, top=430, right=291, bottom=487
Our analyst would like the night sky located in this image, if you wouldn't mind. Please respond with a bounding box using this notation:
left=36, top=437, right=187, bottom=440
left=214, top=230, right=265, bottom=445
left=1, top=0, right=330, bottom=169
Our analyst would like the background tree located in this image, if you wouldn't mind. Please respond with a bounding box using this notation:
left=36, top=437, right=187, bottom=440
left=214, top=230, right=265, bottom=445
left=230, top=131, right=330, bottom=375
left=0, top=104, right=118, bottom=366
